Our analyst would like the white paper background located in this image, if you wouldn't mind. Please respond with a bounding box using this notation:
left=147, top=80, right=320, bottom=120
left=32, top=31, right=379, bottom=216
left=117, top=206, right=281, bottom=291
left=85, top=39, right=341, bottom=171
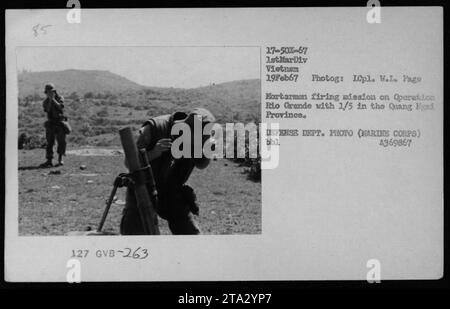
left=5, top=7, right=443, bottom=281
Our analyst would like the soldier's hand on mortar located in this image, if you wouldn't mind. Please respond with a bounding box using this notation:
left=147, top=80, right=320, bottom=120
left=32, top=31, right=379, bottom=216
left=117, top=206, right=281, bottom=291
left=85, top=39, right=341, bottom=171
left=154, top=138, right=172, bottom=155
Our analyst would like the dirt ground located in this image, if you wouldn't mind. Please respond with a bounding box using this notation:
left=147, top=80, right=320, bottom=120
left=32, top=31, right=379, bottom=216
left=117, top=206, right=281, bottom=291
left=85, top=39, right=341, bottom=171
left=18, top=148, right=261, bottom=235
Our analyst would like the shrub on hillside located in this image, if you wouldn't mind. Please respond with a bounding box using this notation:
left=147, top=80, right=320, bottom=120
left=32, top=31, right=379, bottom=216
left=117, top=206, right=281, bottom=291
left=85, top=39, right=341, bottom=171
left=67, top=92, right=80, bottom=101
left=121, top=101, right=133, bottom=108
left=79, top=123, right=93, bottom=137
left=96, top=107, right=109, bottom=117
left=84, top=92, right=94, bottom=99
left=18, top=133, right=46, bottom=150
left=95, top=139, right=114, bottom=147
left=68, top=134, right=87, bottom=145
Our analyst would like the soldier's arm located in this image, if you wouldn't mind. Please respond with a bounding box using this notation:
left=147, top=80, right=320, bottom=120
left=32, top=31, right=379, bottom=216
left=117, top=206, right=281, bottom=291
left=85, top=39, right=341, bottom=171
left=43, top=99, right=50, bottom=113
left=58, top=95, right=65, bottom=108
left=124, top=125, right=171, bottom=168
left=50, top=99, right=65, bottom=120
left=52, top=98, right=63, bottom=111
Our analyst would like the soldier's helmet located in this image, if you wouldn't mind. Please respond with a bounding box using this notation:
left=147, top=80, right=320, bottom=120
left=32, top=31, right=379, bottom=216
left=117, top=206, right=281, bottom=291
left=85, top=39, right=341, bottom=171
left=184, top=108, right=216, bottom=128
left=44, top=83, right=56, bottom=93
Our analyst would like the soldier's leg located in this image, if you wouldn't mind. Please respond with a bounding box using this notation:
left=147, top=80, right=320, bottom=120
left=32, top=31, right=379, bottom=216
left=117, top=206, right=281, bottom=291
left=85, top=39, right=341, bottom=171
left=162, top=159, right=200, bottom=235
left=55, top=126, right=66, bottom=165
left=168, top=212, right=201, bottom=235
left=166, top=189, right=201, bottom=235
left=45, top=123, right=55, bottom=161
left=120, top=187, right=146, bottom=235
left=56, top=126, right=67, bottom=157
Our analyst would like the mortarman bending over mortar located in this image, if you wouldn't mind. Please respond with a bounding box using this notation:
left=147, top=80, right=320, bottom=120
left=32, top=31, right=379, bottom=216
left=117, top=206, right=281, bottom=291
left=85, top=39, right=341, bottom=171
left=120, top=108, right=216, bottom=235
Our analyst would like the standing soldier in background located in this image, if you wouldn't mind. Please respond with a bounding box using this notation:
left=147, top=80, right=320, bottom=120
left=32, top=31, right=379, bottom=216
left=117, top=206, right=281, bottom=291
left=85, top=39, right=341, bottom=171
left=40, top=83, right=68, bottom=167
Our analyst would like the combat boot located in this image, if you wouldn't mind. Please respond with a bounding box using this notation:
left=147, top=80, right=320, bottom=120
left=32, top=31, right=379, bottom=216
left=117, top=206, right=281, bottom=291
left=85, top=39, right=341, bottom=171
left=40, top=160, right=53, bottom=168
left=55, top=155, right=64, bottom=167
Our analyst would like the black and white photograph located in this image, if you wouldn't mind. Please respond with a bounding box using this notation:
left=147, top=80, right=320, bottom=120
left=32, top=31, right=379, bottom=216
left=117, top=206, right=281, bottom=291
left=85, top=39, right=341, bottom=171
left=17, top=46, right=261, bottom=236
left=3, top=6, right=445, bottom=286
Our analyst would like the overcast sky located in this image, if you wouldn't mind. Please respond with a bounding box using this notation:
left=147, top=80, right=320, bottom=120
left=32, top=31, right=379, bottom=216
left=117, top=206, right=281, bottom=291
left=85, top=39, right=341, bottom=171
left=16, top=46, right=260, bottom=88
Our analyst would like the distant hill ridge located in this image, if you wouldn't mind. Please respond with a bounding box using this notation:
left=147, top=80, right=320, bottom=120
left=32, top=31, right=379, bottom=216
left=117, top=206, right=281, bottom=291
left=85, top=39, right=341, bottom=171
left=18, top=69, right=144, bottom=96
left=18, top=69, right=259, bottom=96
left=18, top=69, right=261, bottom=128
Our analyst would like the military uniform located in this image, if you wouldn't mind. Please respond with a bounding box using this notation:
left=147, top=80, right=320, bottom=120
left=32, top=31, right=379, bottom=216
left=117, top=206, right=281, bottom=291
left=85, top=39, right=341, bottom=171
left=120, top=109, right=215, bottom=235
left=43, top=97, right=66, bottom=162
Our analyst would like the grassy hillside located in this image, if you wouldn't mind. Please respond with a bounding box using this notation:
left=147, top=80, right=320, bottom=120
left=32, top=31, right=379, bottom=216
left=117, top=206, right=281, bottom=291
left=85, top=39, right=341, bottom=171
left=18, top=70, right=261, bottom=147
left=18, top=69, right=143, bottom=96
left=187, top=79, right=261, bottom=123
